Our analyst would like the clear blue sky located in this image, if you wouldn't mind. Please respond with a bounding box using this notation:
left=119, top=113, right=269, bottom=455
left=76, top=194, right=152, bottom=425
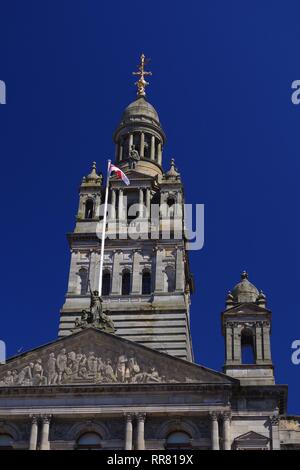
left=1, top=1, right=300, bottom=413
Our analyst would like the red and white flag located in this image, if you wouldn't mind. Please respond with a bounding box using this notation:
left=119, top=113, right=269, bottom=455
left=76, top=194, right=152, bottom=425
left=109, top=163, right=130, bottom=185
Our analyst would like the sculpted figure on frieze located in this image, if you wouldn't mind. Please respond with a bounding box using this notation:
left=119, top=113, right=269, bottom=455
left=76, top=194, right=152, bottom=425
left=0, top=346, right=169, bottom=386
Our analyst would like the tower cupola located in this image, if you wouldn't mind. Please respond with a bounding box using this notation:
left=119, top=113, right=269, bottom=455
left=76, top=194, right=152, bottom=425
left=113, top=55, right=166, bottom=177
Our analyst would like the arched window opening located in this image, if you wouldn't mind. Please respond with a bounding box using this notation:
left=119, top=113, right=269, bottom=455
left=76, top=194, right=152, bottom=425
left=121, top=270, right=131, bottom=295
left=0, top=434, right=13, bottom=450
left=85, top=199, right=94, bottom=219
left=76, top=432, right=102, bottom=450
left=102, top=271, right=111, bottom=296
left=165, top=266, right=175, bottom=293
left=78, top=268, right=89, bottom=295
left=165, top=431, right=191, bottom=449
left=142, top=270, right=151, bottom=295
left=241, top=329, right=255, bottom=364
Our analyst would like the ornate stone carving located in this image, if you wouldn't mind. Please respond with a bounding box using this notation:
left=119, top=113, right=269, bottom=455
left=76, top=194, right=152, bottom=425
left=270, top=415, right=280, bottom=426
left=0, top=349, right=164, bottom=387
left=279, top=419, right=300, bottom=430
left=129, top=144, right=140, bottom=169
left=74, top=290, right=115, bottom=333
left=209, top=411, right=220, bottom=421
left=222, top=411, right=232, bottom=421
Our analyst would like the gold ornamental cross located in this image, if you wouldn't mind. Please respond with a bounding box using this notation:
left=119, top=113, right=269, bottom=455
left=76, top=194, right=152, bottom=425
left=132, top=53, right=152, bottom=96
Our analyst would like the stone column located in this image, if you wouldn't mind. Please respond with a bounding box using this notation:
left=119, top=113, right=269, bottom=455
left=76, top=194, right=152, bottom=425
left=233, top=325, right=242, bottom=362
left=67, top=250, right=79, bottom=294
left=40, top=415, right=51, bottom=450
left=270, top=414, right=280, bottom=450
left=226, top=324, right=234, bottom=362
left=89, top=250, right=98, bottom=291
left=223, top=412, right=231, bottom=450
left=175, top=247, right=184, bottom=291
left=111, top=250, right=122, bottom=294
left=132, top=250, right=141, bottom=294
left=154, top=247, right=164, bottom=292
left=262, top=321, right=271, bottom=361
left=129, top=134, right=133, bottom=154
left=157, top=142, right=162, bottom=165
left=210, top=412, right=220, bottom=450
left=119, top=189, right=124, bottom=221
left=150, top=135, right=155, bottom=160
left=124, top=413, right=133, bottom=450
left=139, top=188, right=144, bottom=218
left=136, top=413, right=146, bottom=450
left=255, top=322, right=263, bottom=362
left=140, top=132, right=145, bottom=158
left=29, top=415, right=38, bottom=450
left=146, top=188, right=151, bottom=219
left=110, top=189, right=116, bottom=220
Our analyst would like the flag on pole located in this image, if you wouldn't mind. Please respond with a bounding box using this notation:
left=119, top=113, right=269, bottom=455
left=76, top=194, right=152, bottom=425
left=109, top=162, right=130, bottom=186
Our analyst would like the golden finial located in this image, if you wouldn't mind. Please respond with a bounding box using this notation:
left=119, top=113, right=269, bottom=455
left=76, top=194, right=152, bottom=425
left=132, top=53, right=152, bottom=97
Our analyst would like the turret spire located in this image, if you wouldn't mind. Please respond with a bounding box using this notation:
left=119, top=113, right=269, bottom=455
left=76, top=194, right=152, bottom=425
left=132, top=53, right=152, bottom=96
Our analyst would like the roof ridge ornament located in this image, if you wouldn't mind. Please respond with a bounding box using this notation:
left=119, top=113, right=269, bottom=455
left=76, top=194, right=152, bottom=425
left=132, top=53, right=152, bottom=97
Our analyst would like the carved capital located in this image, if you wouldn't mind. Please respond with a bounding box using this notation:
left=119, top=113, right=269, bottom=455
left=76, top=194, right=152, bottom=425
left=41, top=414, right=52, bottom=424
left=136, top=412, right=146, bottom=422
left=124, top=413, right=133, bottom=422
left=222, top=411, right=232, bottom=421
left=209, top=411, right=220, bottom=421
left=29, top=415, right=39, bottom=425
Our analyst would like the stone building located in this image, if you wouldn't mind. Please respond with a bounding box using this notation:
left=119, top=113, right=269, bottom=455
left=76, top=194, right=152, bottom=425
left=0, top=57, right=299, bottom=450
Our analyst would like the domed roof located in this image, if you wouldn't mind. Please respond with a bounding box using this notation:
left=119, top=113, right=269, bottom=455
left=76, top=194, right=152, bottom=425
left=121, top=96, right=159, bottom=123
left=231, top=271, right=259, bottom=303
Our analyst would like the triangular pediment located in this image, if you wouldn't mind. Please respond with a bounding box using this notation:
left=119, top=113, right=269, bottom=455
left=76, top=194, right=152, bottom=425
left=0, top=328, right=237, bottom=387
left=234, top=431, right=270, bottom=443
left=224, top=303, right=271, bottom=315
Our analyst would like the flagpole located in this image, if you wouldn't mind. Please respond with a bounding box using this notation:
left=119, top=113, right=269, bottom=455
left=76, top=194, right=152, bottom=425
left=98, top=159, right=111, bottom=296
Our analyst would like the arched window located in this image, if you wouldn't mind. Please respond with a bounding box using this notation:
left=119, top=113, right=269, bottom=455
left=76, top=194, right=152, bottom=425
left=78, top=268, right=89, bottom=295
left=165, top=431, right=191, bottom=449
left=76, top=432, right=102, bottom=450
left=142, top=270, right=151, bottom=295
left=85, top=199, right=94, bottom=219
left=165, top=266, right=175, bottom=293
left=0, top=434, right=13, bottom=450
left=102, top=271, right=111, bottom=296
left=241, top=329, right=255, bottom=364
left=121, top=270, right=131, bottom=295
